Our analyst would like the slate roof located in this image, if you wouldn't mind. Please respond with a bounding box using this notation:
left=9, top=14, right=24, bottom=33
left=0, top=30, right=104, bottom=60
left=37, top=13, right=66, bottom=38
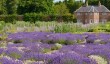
left=75, top=5, right=110, bottom=13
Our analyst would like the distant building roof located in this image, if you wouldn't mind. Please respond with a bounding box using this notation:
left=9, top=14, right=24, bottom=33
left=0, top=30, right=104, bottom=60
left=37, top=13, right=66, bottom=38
left=75, top=5, right=110, bottom=13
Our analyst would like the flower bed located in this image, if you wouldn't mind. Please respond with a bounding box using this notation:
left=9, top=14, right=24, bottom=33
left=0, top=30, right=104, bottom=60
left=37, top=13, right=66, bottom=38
left=0, top=32, right=110, bottom=64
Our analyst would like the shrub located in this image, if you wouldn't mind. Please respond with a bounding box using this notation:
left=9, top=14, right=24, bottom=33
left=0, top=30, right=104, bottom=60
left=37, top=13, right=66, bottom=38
left=9, top=52, right=22, bottom=59
left=57, top=39, right=66, bottom=44
left=99, top=40, right=108, bottom=44
left=89, top=55, right=108, bottom=64
left=0, top=15, right=17, bottom=23
left=47, top=40, right=56, bottom=44
left=51, top=43, right=62, bottom=50
left=54, top=23, right=76, bottom=33
left=23, top=13, right=76, bottom=22
left=13, top=39, right=23, bottom=44
left=66, top=40, right=76, bottom=45
left=49, top=15, right=57, bottom=21
left=62, top=14, right=74, bottom=22
left=42, top=48, right=51, bottom=53
left=0, top=21, right=5, bottom=31
left=24, top=13, right=37, bottom=23
left=0, top=36, right=7, bottom=41
left=88, top=29, right=93, bottom=32
left=105, top=29, right=110, bottom=32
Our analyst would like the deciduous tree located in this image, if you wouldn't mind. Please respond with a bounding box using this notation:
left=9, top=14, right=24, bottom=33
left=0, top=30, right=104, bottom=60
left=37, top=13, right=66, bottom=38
left=5, top=0, right=18, bottom=14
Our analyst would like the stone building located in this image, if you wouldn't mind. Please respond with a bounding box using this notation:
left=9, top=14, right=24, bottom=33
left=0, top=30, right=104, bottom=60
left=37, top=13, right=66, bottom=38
left=74, top=0, right=110, bottom=24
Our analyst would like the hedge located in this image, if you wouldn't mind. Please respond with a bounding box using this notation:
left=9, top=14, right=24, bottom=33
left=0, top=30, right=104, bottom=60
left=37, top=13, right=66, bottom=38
left=23, top=13, right=76, bottom=23
left=0, top=13, right=76, bottom=23
left=0, top=15, right=23, bottom=23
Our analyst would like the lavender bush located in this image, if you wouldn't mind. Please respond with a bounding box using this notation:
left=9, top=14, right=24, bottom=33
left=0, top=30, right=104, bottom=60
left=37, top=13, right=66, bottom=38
left=0, top=32, right=110, bottom=64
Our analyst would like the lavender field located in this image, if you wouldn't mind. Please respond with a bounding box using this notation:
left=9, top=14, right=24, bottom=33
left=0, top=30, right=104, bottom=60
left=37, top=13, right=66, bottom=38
left=0, top=31, right=110, bottom=64
left=1, top=0, right=110, bottom=64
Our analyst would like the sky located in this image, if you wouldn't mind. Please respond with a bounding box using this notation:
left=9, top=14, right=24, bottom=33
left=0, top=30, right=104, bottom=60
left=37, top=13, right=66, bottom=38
left=54, top=0, right=63, bottom=2
left=54, top=0, right=85, bottom=2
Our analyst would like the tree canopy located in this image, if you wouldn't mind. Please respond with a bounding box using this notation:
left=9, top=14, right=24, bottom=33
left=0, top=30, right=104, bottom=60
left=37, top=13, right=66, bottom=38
left=0, top=0, right=110, bottom=15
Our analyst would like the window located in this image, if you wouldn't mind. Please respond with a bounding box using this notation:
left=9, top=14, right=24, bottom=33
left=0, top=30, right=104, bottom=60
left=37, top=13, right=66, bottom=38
left=77, top=19, right=81, bottom=23
left=77, top=13, right=81, bottom=15
left=85, top=19, right=87, bottom=22
left=90, top=13, right=93, bottom=15
left=102, top=13, right=107, bottom=15
left=89, top=19, right=93, bottom=23
left=94, top=19, right=99, bottom=23
left=85, top=13, right=88, bottom=15
left=102, top=19, right=107, bottom=23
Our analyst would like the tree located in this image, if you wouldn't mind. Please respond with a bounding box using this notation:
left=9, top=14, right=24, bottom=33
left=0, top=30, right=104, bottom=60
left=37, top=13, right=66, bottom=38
left=73, top=1, right=82, bottom=12
left=63, top=0, right=82, bottom=13
left=0, top=0, right=7, bottom=15
left=5, top=0, right=18, bottom=14
left=66, top=0, right=75, bottom=13
left=17, top=0, right=54, bottom=15
left=88, top=0, right=110, bottom=10
left=88, top=0, right=99, bottom=5
left=42, top=0, right=54, bottom=15
left=17, top=0, right=39, bottom=14
left=53, top=2, right=70, bottom=15
left=64, top=0, right=68, bottom=5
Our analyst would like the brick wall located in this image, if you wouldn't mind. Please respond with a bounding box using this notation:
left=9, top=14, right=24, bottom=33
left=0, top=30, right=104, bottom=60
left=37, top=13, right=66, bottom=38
left=75, top=12, right=110, bottom=24
left=75, top=12, right=99, bottom=24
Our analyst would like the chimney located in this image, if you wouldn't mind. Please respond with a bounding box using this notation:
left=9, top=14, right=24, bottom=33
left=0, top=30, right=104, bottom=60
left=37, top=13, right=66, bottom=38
left=98, top=1, right=101, bottom=6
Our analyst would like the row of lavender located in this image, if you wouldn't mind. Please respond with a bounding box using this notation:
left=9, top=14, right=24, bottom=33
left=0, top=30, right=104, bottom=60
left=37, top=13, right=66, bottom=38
left=0, top=32, right=110, bottom=64
left=8, top=32, right=110, bottom=44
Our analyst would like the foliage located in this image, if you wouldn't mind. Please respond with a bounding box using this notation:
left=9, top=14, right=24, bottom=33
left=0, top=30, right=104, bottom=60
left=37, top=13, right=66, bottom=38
left=89, top=55, right=108, bottom=64
left=0, top=0, right=7, bottom=15
left=54, top=23, right=80, bottom=33
left=5, top=0, right=18, bottom=14
left=0, top=21, right=5, bottom=31
left=62, top=14, right=74, bottom=22
left=64, top=0, right=82, bottom=14
left=17, top=0, right=54, bottom=15
left=24, top=13, right=38, bottom=23
left=9, top=52, right=22, bottom=59
left=0, top=31, right=110, bottom=63
left=1, top=21, right=110, bottom=34
left=0, top=0, right=82, bottom=22
left=0, top=0, right=84, bottom=22
left=0, top=0, right=110, bottom=20
left=0, top=15, right=17, bottom=23
left=88, top=0, right=110, bottom=10
left=13, top=39, right=23, bottom=44
left=53, top=2, right=70, bottom=15
left=24, top=13, right=75, bottom=22
left=42, top=48, right=51, bottom=53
